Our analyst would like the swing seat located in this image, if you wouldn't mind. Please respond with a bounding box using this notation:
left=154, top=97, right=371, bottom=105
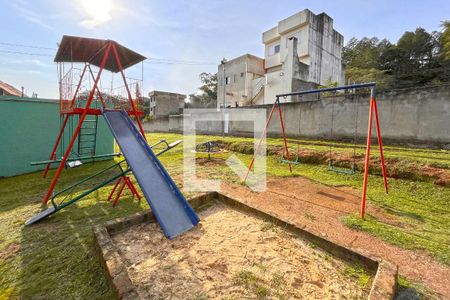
left=280, top=156, right=300, bottom=165
left=66, top=160, right=83, bottom=168
left=328, top=160, right=356, bottom=175
left=25, top=206, right=57, bottom=226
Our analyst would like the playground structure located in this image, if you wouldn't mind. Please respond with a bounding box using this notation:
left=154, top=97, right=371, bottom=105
left=244, top=83, right=389, bottom=219
left=27, top=36, right=199, bottom=239
left=38, top=35, right=147, bottom=177
left=192, top=141, right=227, bottom=160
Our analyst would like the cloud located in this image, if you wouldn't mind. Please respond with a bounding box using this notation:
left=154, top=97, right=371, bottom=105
left=12, top=0, right=55, bottom=30
left=115, top=2, right=182, bottom=30
left=80, top=18, right=110, bottom=29
left=79, top=0, right=113, bottom=28
left=0, top=58, right=49, bottom=67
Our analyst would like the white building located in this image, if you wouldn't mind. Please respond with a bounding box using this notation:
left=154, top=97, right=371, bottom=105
left=217, top=9, right=345, bottom=107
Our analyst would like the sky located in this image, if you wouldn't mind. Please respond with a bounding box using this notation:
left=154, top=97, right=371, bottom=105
left=0, top=0, right=449, bottom=99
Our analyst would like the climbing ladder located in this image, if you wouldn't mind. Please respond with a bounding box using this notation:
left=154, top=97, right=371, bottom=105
left=77, top=115, right=98, bottom=157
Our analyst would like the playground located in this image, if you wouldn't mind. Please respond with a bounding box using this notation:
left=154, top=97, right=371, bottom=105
left=1, top=132, right=449, bottom=298
left=0, top=36, right=449, bottom=300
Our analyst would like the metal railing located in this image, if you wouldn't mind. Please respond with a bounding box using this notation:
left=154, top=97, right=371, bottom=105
left=252, top=76, right=265, bottom=99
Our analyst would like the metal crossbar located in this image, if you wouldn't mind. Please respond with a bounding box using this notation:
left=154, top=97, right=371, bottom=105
left=276, top=82, right=376, bottom=98
left=245, top=82, right=388, bottom=219
left=26, top=135, right=183, bottom=226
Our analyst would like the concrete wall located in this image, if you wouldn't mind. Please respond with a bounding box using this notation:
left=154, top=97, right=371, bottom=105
left=0, top=96, right=114, bottom=177
left=141, top=117, right=170, bottom=133
left=143, top=85, right=450, bottom=147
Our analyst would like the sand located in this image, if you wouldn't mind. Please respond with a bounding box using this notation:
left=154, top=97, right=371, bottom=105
left=112, top=202, right=370, bottom=299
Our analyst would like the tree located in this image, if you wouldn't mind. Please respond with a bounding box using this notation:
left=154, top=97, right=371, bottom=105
left=440, top=21, right=450, bottom=60
left=343, top=25, right=447, bottom=89
left=188, top=72, right=217, bottom=108
left=343, top=37, right=394, bottom=89
left=343, top=37, right=381, bottom=69
left=396, top=28, right=440, bottom=73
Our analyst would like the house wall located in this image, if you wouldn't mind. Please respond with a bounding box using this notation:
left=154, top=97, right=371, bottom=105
left=0, top=96, right=114, bottom=177
left=262, top=9, right=344, bottom=87
left=307, top=13, right=344, bottom=85
left=144, top=85, right=450, bottom=147
left=148, top=91, right=185, bottom=118
left=217, top=54, right=265, bottom=108
left=217, top=10, right=345, bottom=108
left=263, top=13, right=309, bottom=70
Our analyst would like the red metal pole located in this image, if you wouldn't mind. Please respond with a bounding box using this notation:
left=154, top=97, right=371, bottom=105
left=126, top=177, right=141, bottom=200
left=108, top=177, right=122, bottom=201
left=43, top=115, right=69, bottom=178
left=244, top=99, right=278, bottom=182
left=372, top=97, right=389, bottom=194
left=111, top=43, right=147, bottom=141
left=113, top=180, right=127, bottom=207
left=277, top=102, right=292, bottom=173
left=43, top=64, right=89, bottom=178
left=43, top=44, right=112, bottom=204
left=361, top=95, right=375, bottom=219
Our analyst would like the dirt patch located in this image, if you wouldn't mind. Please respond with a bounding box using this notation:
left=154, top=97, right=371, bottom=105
left=219, top=177, right=450, bottom=298
left=112, top=203, right=370, bottom=299
left=195, top=157, right=227, bottom=167
left=0, top=242, right=21, bottom=260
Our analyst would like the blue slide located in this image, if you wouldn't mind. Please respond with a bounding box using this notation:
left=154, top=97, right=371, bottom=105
left=103, top=110, right=199, bottom=239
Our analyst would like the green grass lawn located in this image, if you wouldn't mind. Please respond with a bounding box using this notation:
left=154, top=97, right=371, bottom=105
left=0, top=132, right=449, bottom=298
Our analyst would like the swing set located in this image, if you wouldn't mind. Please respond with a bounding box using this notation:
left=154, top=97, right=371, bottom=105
left=327, top=89, right=359, bottom=175
left=244, top=83, right=388, bottom=219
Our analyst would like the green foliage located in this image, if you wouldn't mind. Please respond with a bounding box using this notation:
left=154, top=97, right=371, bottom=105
left=188, top=72, right=217, bottom=108
left=345, top=67, right=393, bottom=90
left=440, top=21, right=450, bottom=60
left=343, top=212, right=450, bottom=265
left=0, top=160, right=148, bottom=299
left=395, top=28, right=440, bottom=72
left=233, top=270, right=269, bottom=299
left=343, top=25, right=448, bottom=89
left=343, top=37, right=386, bottom=69
left=234, top=270, right=259, bottom=285
left=342, top=263, right=371, bottom=288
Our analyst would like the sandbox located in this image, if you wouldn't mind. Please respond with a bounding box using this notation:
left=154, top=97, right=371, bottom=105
left=94, top=193, right=397, bottom=299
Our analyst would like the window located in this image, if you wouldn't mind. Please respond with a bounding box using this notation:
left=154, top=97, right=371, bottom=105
left=240, top=72, right=244, bottom=77
left=268, top=43, right=280, bottom=56
left=225, top=76, right=232, bottom=85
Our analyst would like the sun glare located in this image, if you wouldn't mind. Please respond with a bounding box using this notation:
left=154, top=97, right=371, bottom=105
left=81, top=0, right=113, bottom=23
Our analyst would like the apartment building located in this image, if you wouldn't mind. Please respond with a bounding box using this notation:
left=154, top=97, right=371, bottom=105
left=217, top=54, right=265, bottom=107
left=148, top=90, right=185, bottom=118
left=217, top=9, right=345, bottom=107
